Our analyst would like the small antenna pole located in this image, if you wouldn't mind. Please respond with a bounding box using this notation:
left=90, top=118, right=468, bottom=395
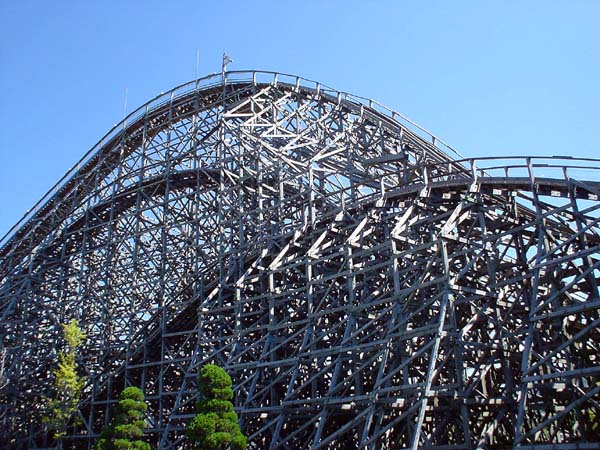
left=196, top=48, right=200, bottom=80
left=123, top=87, right=128, bottom=126
left=124, top=88, right=128, bottom=116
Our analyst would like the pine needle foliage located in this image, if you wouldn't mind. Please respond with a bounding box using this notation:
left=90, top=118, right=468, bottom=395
left=95, top=386, right=150, bottom=450
left=43, top=319, right=87, bottom=442
left=187, top=364, right=247, bottom=450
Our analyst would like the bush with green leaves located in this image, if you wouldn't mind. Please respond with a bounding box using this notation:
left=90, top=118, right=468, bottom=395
left=95, top=386, right=150, bottom=450
left=43, top=319, right=87, bottom=443
left=187, top=364, right=247, bottom=450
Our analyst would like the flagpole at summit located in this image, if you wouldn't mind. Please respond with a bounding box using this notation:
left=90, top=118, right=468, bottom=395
left=221, top=53, right=233, bottom=80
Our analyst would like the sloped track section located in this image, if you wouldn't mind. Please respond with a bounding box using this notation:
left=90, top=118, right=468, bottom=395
left=0, top=71, right=599, bottom=449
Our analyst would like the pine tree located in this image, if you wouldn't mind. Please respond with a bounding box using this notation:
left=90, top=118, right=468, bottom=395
left=43, top=319, right=87, bottom=445
left=187, top=364, right=247, bottom=450
left=95, top=386, right=150, bottom=450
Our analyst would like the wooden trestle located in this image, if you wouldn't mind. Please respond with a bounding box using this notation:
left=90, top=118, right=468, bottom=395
left=0, top=71, right=598, bottom=449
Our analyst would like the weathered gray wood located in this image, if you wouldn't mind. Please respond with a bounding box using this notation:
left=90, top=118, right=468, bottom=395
left=0, top=70, right=598, bottom=449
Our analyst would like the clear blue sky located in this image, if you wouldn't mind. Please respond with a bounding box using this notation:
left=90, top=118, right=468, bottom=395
left=1, top=1, right=599, bottom=237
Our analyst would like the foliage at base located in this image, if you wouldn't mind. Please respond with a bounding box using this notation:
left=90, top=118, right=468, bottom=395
left=187, top=364, right=247, bottom=450
left=42, top=319, right=87, bottom=441
left=95, top=387, right=150, bottom=450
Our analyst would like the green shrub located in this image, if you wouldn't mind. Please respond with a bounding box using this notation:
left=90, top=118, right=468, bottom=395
left=187, top=364, right=247, bottom=450
left=95, top=386, right=150, bottom=450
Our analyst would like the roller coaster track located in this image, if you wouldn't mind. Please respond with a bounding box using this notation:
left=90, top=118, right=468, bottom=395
left=0, top=71, right=598, bottom=449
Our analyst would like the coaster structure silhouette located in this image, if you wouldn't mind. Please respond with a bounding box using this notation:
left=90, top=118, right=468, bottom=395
left=0, top=70, right=599, bottom=449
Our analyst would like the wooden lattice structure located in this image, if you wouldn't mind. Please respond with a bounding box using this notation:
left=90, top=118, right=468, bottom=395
left=0, top=71, right=599, bottom=449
